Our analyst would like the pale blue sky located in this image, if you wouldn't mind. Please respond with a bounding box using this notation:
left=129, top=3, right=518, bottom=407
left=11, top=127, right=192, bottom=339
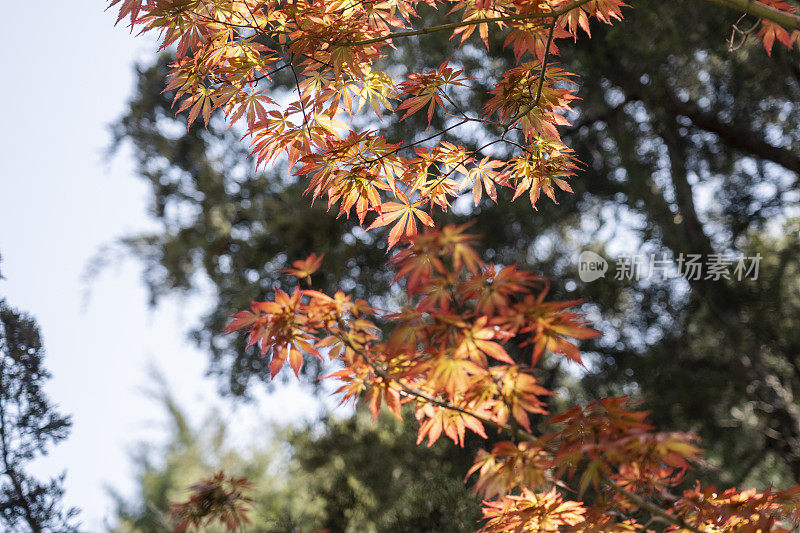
left=0, top=3, right=326, bottom=530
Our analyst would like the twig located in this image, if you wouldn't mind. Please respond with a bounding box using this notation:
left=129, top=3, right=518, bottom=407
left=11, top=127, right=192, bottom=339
left=600, top=473, right=702, bottom=533
left=335, top=324, right=537, bottom=442
left=534, top=18, right=557, bottom=107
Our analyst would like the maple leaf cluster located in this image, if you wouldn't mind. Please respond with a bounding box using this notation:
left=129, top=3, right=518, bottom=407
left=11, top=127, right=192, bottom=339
left=221, top=225, right=800, bottom=532
left=169, top=471, right=254, bottom=532
left=108, top=0, right=800, bottom=250
left=757, top=0, right=800, bottom=53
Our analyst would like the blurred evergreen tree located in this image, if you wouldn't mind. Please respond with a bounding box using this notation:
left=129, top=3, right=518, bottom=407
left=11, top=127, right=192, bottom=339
left=0, top=296, right=80, bottom=532
left=109, top=384, right=480, bottom=532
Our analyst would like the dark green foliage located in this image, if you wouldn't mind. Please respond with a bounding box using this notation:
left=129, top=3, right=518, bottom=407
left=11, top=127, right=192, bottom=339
left=287, top=410, right=481, bottom=532
left=559, top=2, right=800, bottom=485
left=110, top=388, right=481, bottom=533
left=0, top=299, right=79, bottom=532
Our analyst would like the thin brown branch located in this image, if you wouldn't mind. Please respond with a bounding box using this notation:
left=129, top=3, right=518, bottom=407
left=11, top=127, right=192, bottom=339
left=335, top=325, right=536, bottom=442
left=289, top=61, right=312, bottom=137
left=362, top=118, right=471, bottom=166
left=163, top=0, right=800, bottom=57
left=701, top=0, right=800, bottom=31
left=534, top=18, right=557, bottom=107
left=326, top=0, right=597, bottom=46
left=601, top=473, right=702, bottom=533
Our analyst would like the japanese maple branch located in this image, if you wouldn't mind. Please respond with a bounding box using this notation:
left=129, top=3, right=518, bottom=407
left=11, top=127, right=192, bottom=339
left=362, top=118, right=471, bottom=166
left=334, top=322, right=708, bottom=528
left=534, top=18, right=557, bottom=106
left=335, top=324, right=536, bottom=441
left=289, top=62, right=312, bottom=136
left=496, top=15, right=558, bottom=135
left=701, top=0, right=800, bottom=30
left=321, top=0, right=800, bottom=47
left=167, top=0, right=800, bottom=53
left=600, top=473, right=702, bottom=533
left=426, top=137, right=511, bottom=195
left=326, top=0, right=597, bottom=46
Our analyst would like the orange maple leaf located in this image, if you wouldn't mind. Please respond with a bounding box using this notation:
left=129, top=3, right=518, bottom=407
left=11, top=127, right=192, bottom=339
left=367, top=191, right=434, bottom=250
left=282, top=253, right=324, bottom=285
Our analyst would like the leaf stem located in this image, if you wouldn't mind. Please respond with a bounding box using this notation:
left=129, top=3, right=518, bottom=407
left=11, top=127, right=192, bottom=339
left=534, top=18, right=557, bottom=107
